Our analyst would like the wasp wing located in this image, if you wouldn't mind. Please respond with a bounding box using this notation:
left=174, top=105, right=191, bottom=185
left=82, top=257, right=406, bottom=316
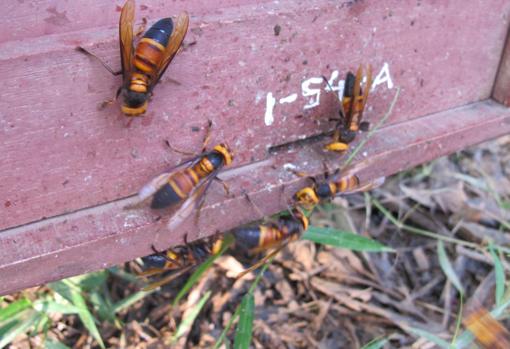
left=149, top=11, right=189, bottom=89
left=125, top=153, right=206, bottom=209
left=166, top=167, right=221, bottom=231
left=119, top=0, right=135, bottom=84
left=235, top=243, right=288, bottom=280
left=360, top=64, right=373, bottom=121
left=349, top=65, right=372, bottom=131
left=142, top=265, right=195, bottom=291
left=340, top=70, right=356, bottom=128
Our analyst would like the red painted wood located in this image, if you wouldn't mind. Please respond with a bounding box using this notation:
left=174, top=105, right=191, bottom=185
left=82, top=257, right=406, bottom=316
left=1, top=0, right=509, bottom=231
left=493, top=27, right=510, bottom=106
left=1, top=0, right=510, bottom=294
left=1, top=100, right=510, bottom=296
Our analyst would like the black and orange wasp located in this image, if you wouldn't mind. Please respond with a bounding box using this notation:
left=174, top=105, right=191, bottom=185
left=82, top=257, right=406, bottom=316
left=128, top=121, right=233, bottom=232
left=324, top=64, right=372, bottom=152
left=139, top=206, right=309, bottom=288
left=78, top=0, right=189, bottom=117
left=293, top=169, right=384, bottom=210
left=140, top=234, right=226, bottom=290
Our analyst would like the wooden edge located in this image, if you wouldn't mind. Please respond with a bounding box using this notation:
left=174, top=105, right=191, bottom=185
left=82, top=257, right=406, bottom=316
left=1, top=99, right=510, bottom=295
left=493, top=26, right=510, bottom=106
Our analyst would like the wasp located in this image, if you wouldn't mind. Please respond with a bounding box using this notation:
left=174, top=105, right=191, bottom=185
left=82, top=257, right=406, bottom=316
left=294, top=172, right=362, bottom=209
left=290, top=165, right=385, bottom=210
left=324, top=64, right=372, bottom=152
left=232, top=205, right=309, bottom=279
left=140, top=204, right=308, bottom=285
left=77, top=0, right=189, bottom=117
left=140, top=234, right=226, bottom=290
left=137, top=142, right=233, bottom=214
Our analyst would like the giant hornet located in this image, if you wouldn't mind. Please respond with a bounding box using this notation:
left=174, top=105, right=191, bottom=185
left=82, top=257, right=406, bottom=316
left=140, top=234, right=226, bottom=290
left=324, top=64, right=372, bottom=152
left=232, top=204, right=309, bottom=279
left=140, top=206, right=309, bottom=287
left=78, top=0, right=189, bottom=117
left=134, top=121, right=233, bottom=216
left=138, top=143, right=233, bottom=211
left=291, top=166, right=384, bottom=210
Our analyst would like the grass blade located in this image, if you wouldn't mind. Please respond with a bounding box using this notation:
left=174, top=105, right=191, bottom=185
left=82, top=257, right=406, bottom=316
left=233, top=293, right=255, bottom=349
left=0, top=311, right=42, bottom=348
left=214, top=259, right=272, bottom=349
left=303, top=226, right=393, bottom=252
left=437, top=241, right=464, bottom=295
left=170, top=291, right=211, bottom=345
left=113, top=290, right=153, bottom=313
left=32, top=299, right=79, bottom=315
left=408, top=327, right=450, bottom=348
left=173, top=234, right=234, bottom=306
left=214, top=303, right=241, bottom=349
left=0, top=298, right=32, bottom=323
left=45, top=339, right=72, bottom=349
left=70, top=271, right=108, bottom=292
left=88, top=290, right=117, bottom=325
left=361, top=337, right=388, bottom=349
left=343, top=87, right=400, bottom=167
left=489, top=244, right=505, bottom=307
left=57, top=280, right=105, bottom=349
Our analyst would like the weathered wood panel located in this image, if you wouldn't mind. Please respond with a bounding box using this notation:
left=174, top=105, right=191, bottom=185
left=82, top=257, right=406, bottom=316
left=1, top=0, right=508, bottom=230
left=1, top=100, right=510, bottom=295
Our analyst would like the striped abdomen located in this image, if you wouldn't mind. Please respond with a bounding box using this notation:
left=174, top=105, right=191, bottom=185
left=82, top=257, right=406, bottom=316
left=142, top=246, right=188, bottom=269
left=331, top=174, right=360, bottom=196
left=133, top=18, right=174, bottom=79
left=150, top=155, right=220, bottom=209
left=234, top=213, right=307, bottom=253
left=142, top=237, right=224, bottom=270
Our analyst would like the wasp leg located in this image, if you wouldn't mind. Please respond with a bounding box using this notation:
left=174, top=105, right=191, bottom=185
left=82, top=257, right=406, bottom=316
left=235, top=244, right=286, bottom=280
left=242, top=192, right=266, bottom=219
left=135, top=17, right=147, bottom=38
left=285, top=167, right=313, bottom=178
left=213, top=176, right=231, bottom=197
left=201, top=119, right=213, bottom=152
left=324, top=142, right=349, bottom=152
left=164, top=140, right=197, bottom=156
left=192, top=177, right=216, bottom=227
left=150, top=244, right=182, bottom=267
left=76, top=47, right=122, bottom=76
left=241, top=192, right=279, bottom=225
left=359, top=121, right=370, bottom=132
left=142, top=266, right=194, bottom=291
left=98, top=87, right=122, bottom=111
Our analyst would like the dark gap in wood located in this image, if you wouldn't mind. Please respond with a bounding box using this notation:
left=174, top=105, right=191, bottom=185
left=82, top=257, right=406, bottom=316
left=267, top=131, right=332, bottom=155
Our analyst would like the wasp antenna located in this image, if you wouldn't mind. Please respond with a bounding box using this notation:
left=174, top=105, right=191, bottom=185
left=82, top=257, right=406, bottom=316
left=202, top=120, right=213, bottom=151
left=76, top=46, right=122, bottom=76
left=322, top=75, right=342, bottom=104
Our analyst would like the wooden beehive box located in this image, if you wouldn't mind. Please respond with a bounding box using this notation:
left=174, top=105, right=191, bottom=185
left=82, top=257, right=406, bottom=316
left=1, top=0, right=510, bottom=295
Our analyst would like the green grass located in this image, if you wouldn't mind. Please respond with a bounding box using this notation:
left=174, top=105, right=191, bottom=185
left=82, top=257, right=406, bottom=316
left=0, top=269, right=153, bottom=348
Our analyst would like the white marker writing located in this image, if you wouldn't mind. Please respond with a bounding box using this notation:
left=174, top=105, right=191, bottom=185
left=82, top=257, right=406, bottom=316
left=279, top=93, right=298, bottom=104
left=301, top=77, right=324, bottom=109
left=372, top=62, right=394, bottom=91
left=264, top=92, right=276, bottom=126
